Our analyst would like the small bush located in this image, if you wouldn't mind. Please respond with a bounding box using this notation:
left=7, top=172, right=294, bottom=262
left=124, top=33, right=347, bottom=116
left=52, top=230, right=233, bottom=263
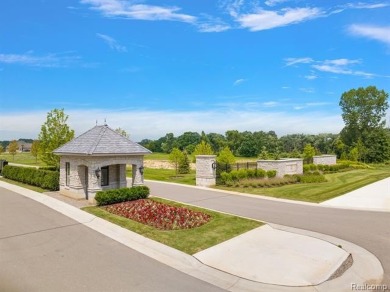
left=95, top=186, right=150, bottom=206
left=2, top=165, right=59, bottom=190
left=220, top=172, right=232, bottom=184
left=266, top=170, right=277, bottom=178
left=246, top=169, right=256, bottom=178
left=256, top=169, right=266, bottom=178
left=237, top=169, right=248, bottom=180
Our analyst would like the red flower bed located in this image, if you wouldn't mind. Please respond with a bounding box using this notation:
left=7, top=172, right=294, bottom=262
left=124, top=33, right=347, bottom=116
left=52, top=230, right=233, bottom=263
left=104, top=199, right=211, bottom=230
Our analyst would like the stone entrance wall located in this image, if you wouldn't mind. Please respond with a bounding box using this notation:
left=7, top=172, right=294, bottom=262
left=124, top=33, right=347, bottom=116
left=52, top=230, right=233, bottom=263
left=257, top=158, right=303, bottom=178
left=313, top=155, right=337, bottom=165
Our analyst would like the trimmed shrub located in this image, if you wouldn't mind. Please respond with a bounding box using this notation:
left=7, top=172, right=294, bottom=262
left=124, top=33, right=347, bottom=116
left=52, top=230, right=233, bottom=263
left=220, top=172, right=232, bottom=184
left=266, top=170, right=277, bottom=178
left=237, top=169, right=248, bottom=180
left=246, top=169, right=256, bottom=178
left=95, top=186, right=150, bottom=206
left=39, top=166, right=59, bottom=172
left=2, top=165, right=59, bottom=191
left=256, top=169, right=266, bottom=178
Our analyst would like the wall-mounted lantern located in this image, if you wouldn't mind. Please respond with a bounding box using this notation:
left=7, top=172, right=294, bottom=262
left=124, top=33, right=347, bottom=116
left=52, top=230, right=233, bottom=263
left=139, top=166, right=144, bottom=175
left=95, top=167, right=101, bottom=179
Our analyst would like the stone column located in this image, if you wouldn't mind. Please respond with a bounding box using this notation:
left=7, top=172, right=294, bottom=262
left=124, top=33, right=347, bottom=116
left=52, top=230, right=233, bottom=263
left=132, top=161, right=144, bottom=186
left=196, top=155, right=217, bottom=187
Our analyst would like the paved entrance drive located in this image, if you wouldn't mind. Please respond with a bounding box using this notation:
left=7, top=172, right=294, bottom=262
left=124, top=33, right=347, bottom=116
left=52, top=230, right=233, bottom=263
left=194, top=225, right=348, bottom=286
left=321, top=178, right=390, bottom=211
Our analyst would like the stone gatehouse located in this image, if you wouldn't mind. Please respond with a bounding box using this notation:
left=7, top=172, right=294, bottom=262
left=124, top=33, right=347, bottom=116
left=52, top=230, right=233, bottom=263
left=54, top=124, right=151, bottom=202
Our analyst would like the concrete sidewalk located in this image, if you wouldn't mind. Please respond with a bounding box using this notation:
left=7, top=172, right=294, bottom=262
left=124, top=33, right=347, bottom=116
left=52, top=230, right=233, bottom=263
left=0, top=180, right=384, bottom=291
left=321, top=177, right=390, bottom=212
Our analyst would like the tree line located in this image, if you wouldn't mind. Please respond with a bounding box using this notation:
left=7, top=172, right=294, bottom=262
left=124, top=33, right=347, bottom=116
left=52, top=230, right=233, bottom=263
left=1, top=86, right=389, bottom=165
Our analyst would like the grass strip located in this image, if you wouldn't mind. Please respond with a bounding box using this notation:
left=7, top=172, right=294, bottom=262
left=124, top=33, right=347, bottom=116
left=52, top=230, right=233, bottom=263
left=83, top=197, right=262, bottom=255
left=215, top=167, right=390, bottom=203
left=0, top=177, right=47, bottom=193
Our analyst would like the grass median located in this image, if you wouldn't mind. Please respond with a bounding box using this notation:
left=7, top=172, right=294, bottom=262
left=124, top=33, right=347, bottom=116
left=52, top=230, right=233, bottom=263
left=83, top=197, right=262, bottom=255
left=215, top=166, right=390, bottom=203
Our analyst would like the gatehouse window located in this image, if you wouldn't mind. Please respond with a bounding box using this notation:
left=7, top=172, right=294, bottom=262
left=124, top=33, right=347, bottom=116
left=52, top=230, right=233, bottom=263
left=101, top=166, right=109, bottom=186
left=65, top=162, right=70, bottom=186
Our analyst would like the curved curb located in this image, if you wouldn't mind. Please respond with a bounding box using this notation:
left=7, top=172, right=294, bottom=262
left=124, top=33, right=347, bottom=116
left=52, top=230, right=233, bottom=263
left=0, top=180, right=384, bottom=291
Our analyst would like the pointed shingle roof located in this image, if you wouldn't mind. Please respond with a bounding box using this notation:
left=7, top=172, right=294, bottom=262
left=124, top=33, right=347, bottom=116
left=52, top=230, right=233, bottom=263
left=53, top=125, right=151, bottom=156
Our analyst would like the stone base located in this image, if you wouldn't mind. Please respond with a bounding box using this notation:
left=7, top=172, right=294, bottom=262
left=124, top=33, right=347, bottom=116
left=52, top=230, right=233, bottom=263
left=196, top=177, right=216, bottom=187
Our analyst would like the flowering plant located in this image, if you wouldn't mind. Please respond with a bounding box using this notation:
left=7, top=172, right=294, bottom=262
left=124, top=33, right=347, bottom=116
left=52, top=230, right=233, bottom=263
left=104, top=199, right=211, bottom=230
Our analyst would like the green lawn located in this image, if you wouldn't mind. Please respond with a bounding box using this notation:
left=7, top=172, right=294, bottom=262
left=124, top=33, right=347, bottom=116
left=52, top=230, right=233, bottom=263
left=127, top=167, right=196, bottom=185
left=83, top=197, right=262, bottom=255
left=0, top=152, right=44, bottom=166
left=215, top=165, right=390, bottom=203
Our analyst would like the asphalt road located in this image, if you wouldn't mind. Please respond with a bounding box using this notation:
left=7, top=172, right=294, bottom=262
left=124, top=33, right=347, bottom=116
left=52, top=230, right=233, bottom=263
left=0, top=187, right=224, bottom=292
left=146, top=181, right=390, bottom=286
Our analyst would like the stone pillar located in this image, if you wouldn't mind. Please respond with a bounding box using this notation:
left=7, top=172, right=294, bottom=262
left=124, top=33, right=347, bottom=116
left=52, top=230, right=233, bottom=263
left=196, top=155, right=217, bottom=187
left=132, top=161, right=144, bottom=186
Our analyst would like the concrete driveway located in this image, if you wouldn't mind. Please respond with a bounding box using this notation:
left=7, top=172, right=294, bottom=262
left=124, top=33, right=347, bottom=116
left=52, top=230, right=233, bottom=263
left=321, top=177, right=390, bottom=211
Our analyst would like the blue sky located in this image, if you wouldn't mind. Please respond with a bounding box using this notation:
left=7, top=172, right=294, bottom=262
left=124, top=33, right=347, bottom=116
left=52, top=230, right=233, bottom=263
left=1, top=0, right=390, bottom=141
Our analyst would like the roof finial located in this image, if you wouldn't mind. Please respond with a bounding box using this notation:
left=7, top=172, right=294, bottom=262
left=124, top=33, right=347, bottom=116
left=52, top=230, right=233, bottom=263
left=96, top=120, right=98, bottom=126
left=104, top=118, right=107, bottom=126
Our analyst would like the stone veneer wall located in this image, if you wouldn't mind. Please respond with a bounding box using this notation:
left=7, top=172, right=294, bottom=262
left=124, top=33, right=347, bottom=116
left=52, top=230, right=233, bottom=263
left=257, top=158, right=303, bottom=178
left=59, top=155, right=144, bottom=202
left=196, top=155, right=217, bottom=187
left=313, top=155, right=337, bottom=165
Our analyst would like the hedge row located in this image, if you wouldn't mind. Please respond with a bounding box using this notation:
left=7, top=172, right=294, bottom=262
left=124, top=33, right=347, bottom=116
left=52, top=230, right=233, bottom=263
left=95, top=186, right=150, bottom=206
left=2, top=165, right=59, bottom=191
left=303, top=163, right=350, bottom=173
left=220, top=168, right=277, bottom=184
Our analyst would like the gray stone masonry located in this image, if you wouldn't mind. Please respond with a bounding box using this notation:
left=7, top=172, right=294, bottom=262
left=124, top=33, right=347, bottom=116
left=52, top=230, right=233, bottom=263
left=59, top=155, right=144, bottom=202
left=313, top=155, right=337, bottom=165
left=196, top=155, right=217, bottom=187
left=257, top=158, right=303, bottom=178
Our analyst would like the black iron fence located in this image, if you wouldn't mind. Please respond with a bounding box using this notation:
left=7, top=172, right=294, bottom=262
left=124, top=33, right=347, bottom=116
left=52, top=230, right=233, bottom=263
left=216, top=161, right=258, bottom=177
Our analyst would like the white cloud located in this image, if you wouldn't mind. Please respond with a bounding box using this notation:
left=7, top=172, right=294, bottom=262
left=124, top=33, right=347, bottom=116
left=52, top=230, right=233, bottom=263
left=236, top=7, right=322, bottom=31
left=81, top=0, right=196, bottom=23
left=312, top=59, right=374, bottom=78
left=264, top=0, right=290, bottom=7
left=304, top=74, right=318, bottom=80
left=197, top=23, right=230, bottom=32
left=343, top=2, right=390, bottom=9
left=96, top=33, right=127, bottom=52
left=233, top=78, right=246, bottom=86
left=0, top=108, right=344, bottom=141
left=348, top=24, right=390, bottom=46
left=0, top=52, right=81, bottom=67
left=284, top=57, right=313, bottom=66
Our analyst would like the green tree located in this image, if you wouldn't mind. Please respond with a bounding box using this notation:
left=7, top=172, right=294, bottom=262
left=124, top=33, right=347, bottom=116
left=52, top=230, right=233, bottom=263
left=161, top=133, right=176, bottom=153
left=31, top=140, right=40, bottom=163
left=169, top=147, right=184, bottom=176
left=339, top=86, right=389, bottom=162
left=115, top=127, right=129, bottom=138
left=8, top=140, right=18, bottom=160
left=0, top=144, right=4, bottom=155
left=193, top=141, right=214, bottom=156
left=217, top=146, right=236, bottom=165
left=303, top=143, right=316, bottom=164
left=178, top=151, right=190, bottom=174
left=38, top=108, right=75, bottom=167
